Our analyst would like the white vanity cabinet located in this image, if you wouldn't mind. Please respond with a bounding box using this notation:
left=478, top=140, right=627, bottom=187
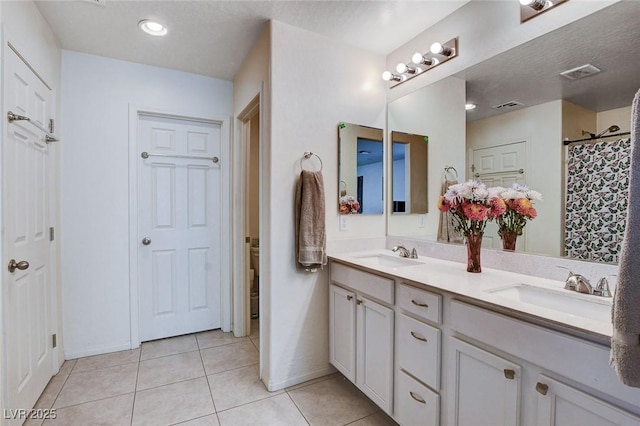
left=329, top=263, right=395, bottom=414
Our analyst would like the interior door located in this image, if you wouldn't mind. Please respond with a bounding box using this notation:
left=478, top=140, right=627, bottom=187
left=472, top=142, right=527, bottom=250
left=138, top=114, right=222, bottom=342
left=3, top=47, right=55, bottom=418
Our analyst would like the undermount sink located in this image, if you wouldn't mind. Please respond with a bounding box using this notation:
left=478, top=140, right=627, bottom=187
left=352, top=254, right=425, bottom=269
left=486, top=284, right=612, bottom=321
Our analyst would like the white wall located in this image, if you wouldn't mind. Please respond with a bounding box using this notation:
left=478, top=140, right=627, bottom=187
left=467, top=100, right=563, bottom=256
left=60, top=51, right=232, bottom=358
left=597, top=106, right=632, bottom=133
left=265, top=20, right=386, bottom=390
left=387, top=77, right=466, bottom=237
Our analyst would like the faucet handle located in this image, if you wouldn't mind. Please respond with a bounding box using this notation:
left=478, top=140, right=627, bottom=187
left=594, top=277, right=612, bottom=297
left=410, top=248, right=418, bottom=259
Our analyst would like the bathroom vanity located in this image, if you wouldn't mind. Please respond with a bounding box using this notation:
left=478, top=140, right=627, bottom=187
left=328, top=251, right=640, bottom=426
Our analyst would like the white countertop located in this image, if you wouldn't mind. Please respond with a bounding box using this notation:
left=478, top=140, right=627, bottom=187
left=329, top=249, right=613, bottom=341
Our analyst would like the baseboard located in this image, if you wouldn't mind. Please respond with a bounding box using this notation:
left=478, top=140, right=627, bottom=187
left=265, top=365, right=337, bottom=392
left=64, top=342, right=132, bottom=360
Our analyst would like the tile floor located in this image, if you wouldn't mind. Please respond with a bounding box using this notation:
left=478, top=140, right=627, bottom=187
left=27, top=322, right=398, bottom=426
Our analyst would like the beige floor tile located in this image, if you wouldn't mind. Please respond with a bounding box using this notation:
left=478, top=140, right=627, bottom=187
left=284, top=373, right=340, bottom=392
left=43, top=393, right=134, bottom=426
left=208, top=364, right=281, bottom=412
left=73, top=348, right=140, bottom=373
left=217, top=394, right=307, bottom=426
left=196, top=329, right=247, bottom=350
left=31, top=374, right=68, bottom=410
left=175, top=414, right=220, bottom=425
left=200, top=341, right=258, bottom=375
left=137, top=351, right=204, bottom=390
left=132, top=377, right=214, bottom=426
left=249, top=336, right=260, bottom=352
left=57, top=359, right=77, bottom=377
left=250, top=319, right=259, bottom=338
left=288, top=376, right=378, bottom=426
left=346, top=411, right=399, bottom=426
left=54, top=363, right=138, bottom=408
left=140, top=334, right=198, bottom=360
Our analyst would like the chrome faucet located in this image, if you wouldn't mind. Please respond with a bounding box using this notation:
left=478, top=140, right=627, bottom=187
left=560, top=269, right=612, bottom=297
left=392, top=245, right=418, bottom=259
left=594, top=277, right=613, bottom=298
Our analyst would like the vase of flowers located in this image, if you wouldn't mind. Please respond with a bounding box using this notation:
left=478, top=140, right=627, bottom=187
left=493, top=184, right=542, bottom=251
left=339, top=195, right=360, bottom=214
left=438, top=180, right=506, bottom=272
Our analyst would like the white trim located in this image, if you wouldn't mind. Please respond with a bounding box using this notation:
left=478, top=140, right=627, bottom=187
left=128, top=104, right=232, bottom=347
left=64, top=343, right=133, bottom=361
left=265, top=366, right=337, bottom=392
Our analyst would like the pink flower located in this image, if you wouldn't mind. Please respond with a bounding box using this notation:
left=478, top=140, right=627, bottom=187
left=463, top=202, right=488, bottom=221
left=489, top=197, right=507, bottom=218
left=437, top=195, right=451, bottom=212
left=528, top=207, right=537, bottom=219
left=513, top=198, right=533, bottom=216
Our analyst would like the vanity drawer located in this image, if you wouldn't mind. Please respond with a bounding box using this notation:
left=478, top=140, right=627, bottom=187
left=330, top=262, right=394, bottom=304
left=396, top=370, right=440, bottom=426
left=398, top=284, right=441, bottom=324
left=398, top=313, right=441, bottom=390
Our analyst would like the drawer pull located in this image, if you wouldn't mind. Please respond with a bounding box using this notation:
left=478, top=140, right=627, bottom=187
left=503, top=369, right=515, bottom=380
left=536, top=382, right=549, bottom=396
left=411, top=299, right=429, bottom=308
left=409, top=391, right=426, bottom=404
left=356, top=299, right=363, bottom=305
left=346, top=295, right=353, bottom=301
left=410, top=331, right=428, bottom=342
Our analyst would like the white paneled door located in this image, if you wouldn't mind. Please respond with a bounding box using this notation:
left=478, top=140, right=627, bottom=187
left=138, top=114, right=222, bottom=342
left=3, top=47, right=55, bottom=418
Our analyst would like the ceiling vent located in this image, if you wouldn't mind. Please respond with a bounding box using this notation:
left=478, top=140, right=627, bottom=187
left=81, top=0, right=106, bottom=6
left=492, top=101, right=524, bottom=111
left=560, top=64, right=601, bottom=80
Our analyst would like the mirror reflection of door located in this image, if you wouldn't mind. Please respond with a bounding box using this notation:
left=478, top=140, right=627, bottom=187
left=391, top=131, right=429, bottom=214
left=338, top=122, right=384, bottom=214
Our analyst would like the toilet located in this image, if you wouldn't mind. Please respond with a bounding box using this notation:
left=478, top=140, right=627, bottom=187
left=250, top=246, right=260, bottom=277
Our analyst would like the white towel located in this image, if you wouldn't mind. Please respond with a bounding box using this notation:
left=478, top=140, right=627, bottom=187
left=295, top=170, right=327, bottom=271
left=610, top=88, right=640, bottom=387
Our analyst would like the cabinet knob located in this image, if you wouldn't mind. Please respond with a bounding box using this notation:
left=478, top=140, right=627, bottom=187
left=410, top=331, right=428, bottom=342
left=411, top=299, right=429, bottom=308
left=409, top=391, right=426, bottom=404
left=503, top=369, right=516, bottom=380
left=536, top=382, right=549, bottom=395
left=356, top=299, right=363, bottom=305
left=346, top=295, right=353, bottom=301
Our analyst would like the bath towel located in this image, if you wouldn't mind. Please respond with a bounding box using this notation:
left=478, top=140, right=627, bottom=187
left=610, top=88, right=640, bottom=387
left=437, top=180, right=464, bottom=244
left=295, top=170, right=327, bottom=271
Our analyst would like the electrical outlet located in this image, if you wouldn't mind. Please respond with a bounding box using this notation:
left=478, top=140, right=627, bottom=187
left=418, top=215, right=425, bottom=228
left=340, top=215, right=349, bottom=231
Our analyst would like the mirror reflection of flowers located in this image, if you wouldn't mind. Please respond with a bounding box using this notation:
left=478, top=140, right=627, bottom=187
left=494, top=183, right=542, bottom=238
left=437, top=180, right=505, bottom=235
left=340, top=195, right=360, bottom=214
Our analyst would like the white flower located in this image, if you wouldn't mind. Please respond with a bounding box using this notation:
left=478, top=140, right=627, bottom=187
left=444, top=184, right=466, bottom=203
left=501, top=189, right=526, bottom=200
left=488, top=186, right=505, bottom=198
left=526, top=190, right=543, bottom=201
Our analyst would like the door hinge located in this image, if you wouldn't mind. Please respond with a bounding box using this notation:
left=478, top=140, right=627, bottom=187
left=49, top=119, right=55, bottom=134
left=50, top=227, right=55, bottom=242
left=245, top=237, right=250, bottom=243
left=52, top=334, right=57, bottom=348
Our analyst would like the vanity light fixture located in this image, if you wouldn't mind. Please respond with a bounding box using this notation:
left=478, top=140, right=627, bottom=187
left=139, top=20, right=168, bottom=36
left=382, top=71, right=404, bottom=82
left=383, top=37, right=458, bottom=88
left=520, top=0, right=567, bottom=23
left=465, top=103, right=477, bottom=111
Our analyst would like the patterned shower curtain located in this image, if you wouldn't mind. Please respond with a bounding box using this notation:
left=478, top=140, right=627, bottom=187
left=565, top=138, right=631, bottom=263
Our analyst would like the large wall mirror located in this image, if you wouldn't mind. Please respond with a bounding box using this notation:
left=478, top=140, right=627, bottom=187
left=387, top=2, right=640, bottom=264
left=338, top=122, right=384, bottom=215
left=391, top=131, right=429, bottom=214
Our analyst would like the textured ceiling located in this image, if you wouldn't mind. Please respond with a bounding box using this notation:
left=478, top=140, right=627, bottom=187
left=34, top=0, right=468, bottom=81
left=457, top=2, right=640, bottom=122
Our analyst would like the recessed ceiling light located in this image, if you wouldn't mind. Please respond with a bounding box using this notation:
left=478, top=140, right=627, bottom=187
left=358, top=150, right=371, bottom=155
left=465, top=103, right=477, bottom=111
left=139, top=20, right=167, bottom=36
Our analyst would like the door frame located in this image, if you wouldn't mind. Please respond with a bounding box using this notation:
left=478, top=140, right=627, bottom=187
left=128, top=105, right=231, bottom=347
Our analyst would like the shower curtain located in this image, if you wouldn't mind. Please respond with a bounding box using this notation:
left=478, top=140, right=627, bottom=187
left=565, top=138, right=631, bottom=263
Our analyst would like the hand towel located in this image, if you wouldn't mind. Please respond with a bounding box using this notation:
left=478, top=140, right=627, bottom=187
left=437, top=179, right=464, bottom=244
left=610, top=87, right=640, bottom=387
left=295, top=170, right=327, bottom=271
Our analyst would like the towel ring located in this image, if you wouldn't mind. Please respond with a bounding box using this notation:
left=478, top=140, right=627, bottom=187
left=444, top=166, right=458, bottom=180
left=301, top=152, right=323, bottom=172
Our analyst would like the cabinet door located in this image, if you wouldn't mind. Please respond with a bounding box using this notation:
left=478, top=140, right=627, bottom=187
left=449, top=337, right=521, bottom=426
left=357, top=296, right=394, bottom=414
left=329, top=284, right=356, bottom=382
left=396, top=370, right=440, bottom=426
left=535, top=375, right=640, bottom=426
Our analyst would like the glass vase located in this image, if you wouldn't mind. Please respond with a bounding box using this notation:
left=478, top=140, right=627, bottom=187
left=465, top=232, right=483, bottom=273
left=501, top=231, right=518, bottom=251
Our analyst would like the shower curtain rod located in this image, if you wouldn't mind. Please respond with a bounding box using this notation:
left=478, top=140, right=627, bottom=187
left=563, top=131, right=630, bottom=145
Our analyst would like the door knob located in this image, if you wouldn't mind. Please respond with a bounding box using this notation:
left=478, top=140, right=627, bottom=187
left=142, top=238, right=151, bottom=246
left=8, top=259, right=29, bottom=273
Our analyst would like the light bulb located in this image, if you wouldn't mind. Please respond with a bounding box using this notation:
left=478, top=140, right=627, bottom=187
left=396, top=63, right=407, bottom=73
left=430, top=42, right=444, bottom=55
left=382, top=71, right=393, bottom=81
left=411, top=52, right=424, bottom=64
